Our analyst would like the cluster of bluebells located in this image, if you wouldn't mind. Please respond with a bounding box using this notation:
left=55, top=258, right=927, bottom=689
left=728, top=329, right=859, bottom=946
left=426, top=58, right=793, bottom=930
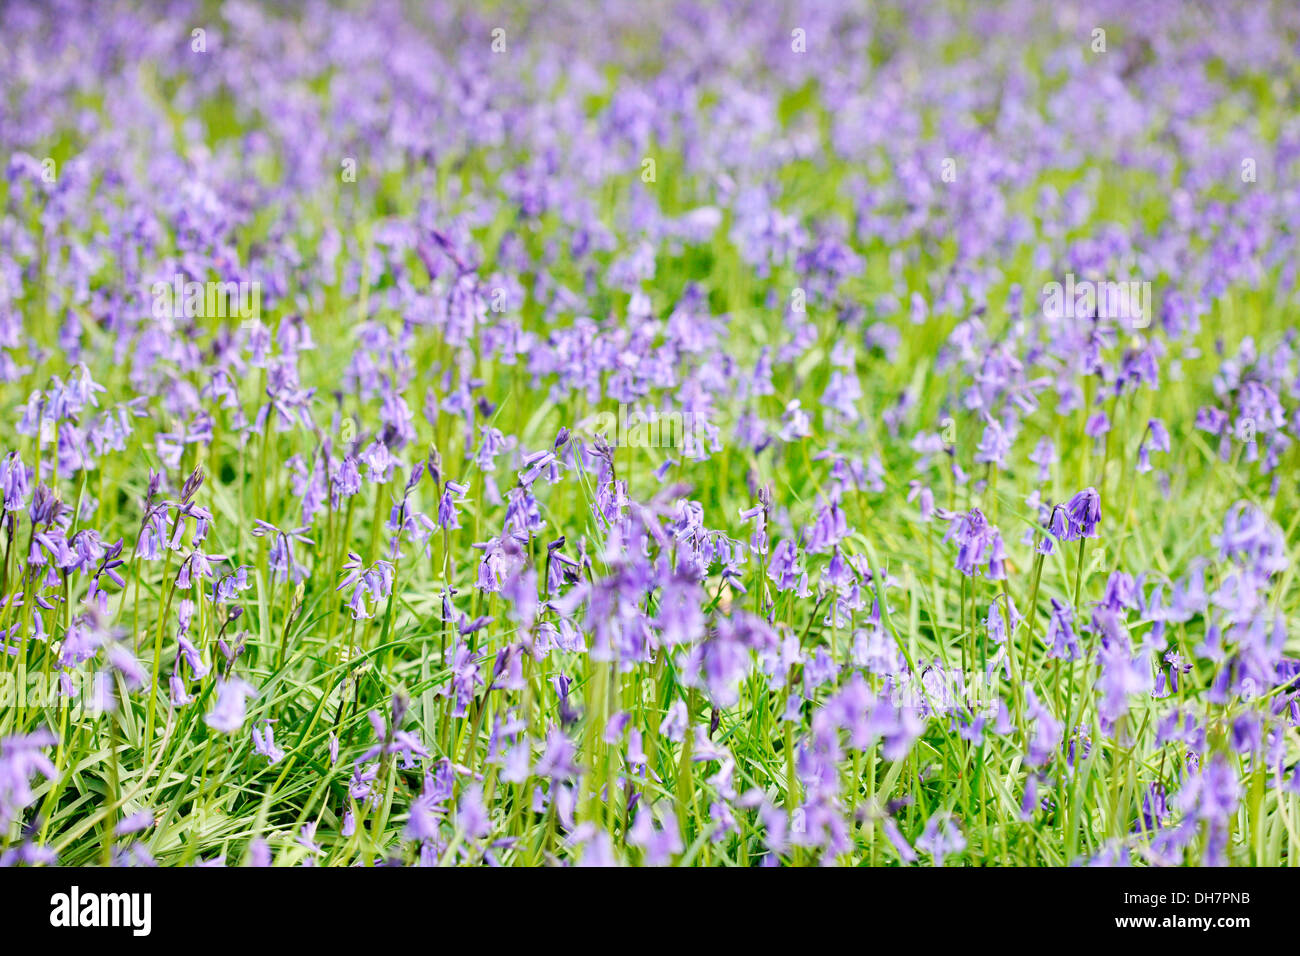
left=0, top=0, right=1298, bottom=867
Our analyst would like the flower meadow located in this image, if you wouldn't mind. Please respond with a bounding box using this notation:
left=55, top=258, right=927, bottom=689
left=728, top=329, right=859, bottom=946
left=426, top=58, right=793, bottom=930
left=1, top=0, right=1299, bottom=871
